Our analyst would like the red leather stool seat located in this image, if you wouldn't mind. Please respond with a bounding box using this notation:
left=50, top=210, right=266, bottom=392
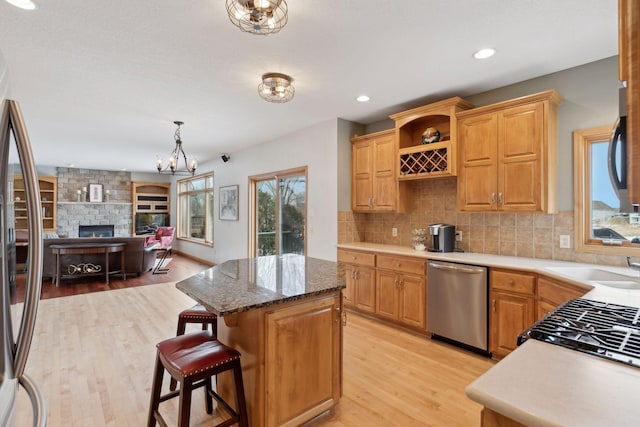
left=147, top=331, right=248, bottom=427
left=158, top=332, right=239, bottom=381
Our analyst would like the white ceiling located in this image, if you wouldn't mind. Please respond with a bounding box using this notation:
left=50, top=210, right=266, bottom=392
left=0, top=0, right=619, bottom=173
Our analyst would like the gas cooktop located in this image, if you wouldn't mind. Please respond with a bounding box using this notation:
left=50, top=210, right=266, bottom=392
left=518, top=298, right=640, bottom=368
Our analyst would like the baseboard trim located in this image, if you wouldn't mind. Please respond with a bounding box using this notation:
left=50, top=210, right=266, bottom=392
left=171, top=250, right=216, bottom=267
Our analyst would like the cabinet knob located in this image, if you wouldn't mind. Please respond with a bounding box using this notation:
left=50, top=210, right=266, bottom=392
left=396, top=262, right=401, bottom=268
left=508, top=279, right=514, bottom=285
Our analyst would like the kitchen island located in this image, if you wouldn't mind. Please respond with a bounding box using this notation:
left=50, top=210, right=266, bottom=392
left=176, top=254, right=345, bottom=427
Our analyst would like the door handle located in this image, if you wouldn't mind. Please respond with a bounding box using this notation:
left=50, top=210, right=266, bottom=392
left=498, top=192, right=504, bottom=205
left=6, top=100, right=45, bottom=380
left=428, top=262, right=485, bottom=274
left=492, top=299, right=496, bottom=311
left=491, top=192, right=496, bottom=206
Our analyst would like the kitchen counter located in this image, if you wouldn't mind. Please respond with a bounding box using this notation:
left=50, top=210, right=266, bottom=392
left=176, top=254, right=344, bottom=427
left=338, top=242, right=640, bottom=293
left=176, top=254, right=345, bottom=316
left=338, top=242, right=640, bottom=426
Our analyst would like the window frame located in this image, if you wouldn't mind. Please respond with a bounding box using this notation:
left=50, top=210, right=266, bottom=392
left=248, top=166, right=308, bottom=257
left=176, top=172, right=215, bottom=247
left=573, top=125, right=640, bottom=255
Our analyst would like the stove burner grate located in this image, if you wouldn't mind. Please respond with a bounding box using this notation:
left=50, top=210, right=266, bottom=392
left=519, top=298, right=640, bottom=368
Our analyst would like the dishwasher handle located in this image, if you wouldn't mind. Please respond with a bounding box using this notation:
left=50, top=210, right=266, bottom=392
left=428, top=261, right=485, bottom=274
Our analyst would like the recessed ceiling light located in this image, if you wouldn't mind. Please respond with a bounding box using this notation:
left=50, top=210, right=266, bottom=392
left=356, top=95, right=370, bottom=103
left=473, top=48, right=495, bottom=60
left=5, top=0, right=37, bottom=10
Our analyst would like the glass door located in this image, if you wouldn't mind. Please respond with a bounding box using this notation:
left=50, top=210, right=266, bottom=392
left=252, top=168, right=307, bottom=256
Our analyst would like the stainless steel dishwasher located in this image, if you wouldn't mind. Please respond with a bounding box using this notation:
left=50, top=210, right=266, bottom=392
left=427, top=260, right=488, bottom=354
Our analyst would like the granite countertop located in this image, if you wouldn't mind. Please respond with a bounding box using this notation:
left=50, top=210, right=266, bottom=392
left=338, top=242, right=640, bottom=426
left=176, top=254, right=345, bottom=316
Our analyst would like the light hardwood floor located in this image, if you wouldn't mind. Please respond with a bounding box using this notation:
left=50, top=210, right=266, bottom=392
left=13, top=282, right=494, bottom=426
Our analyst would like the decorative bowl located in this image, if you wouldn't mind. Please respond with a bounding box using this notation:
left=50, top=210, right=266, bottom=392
left=422, top=127, right=440, bottom=144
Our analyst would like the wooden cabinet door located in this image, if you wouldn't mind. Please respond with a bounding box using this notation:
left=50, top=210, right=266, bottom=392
left=537, top=299, right=556, bottom=322
left=371, top=134, right=396, bottom=211
left=343, top=264, right=356, bottom=307
left=458, top=113, right=499, bottom=211
left=398, top=274, right=426, bottom=330
left=355, top=266, right=376, bottom=313
left=536, top=276, right=589, bottom=321
left=490, top=290, right=534, bottom=359
left=352, top=140, right=374, bottom=211
left=266, top=295, right=341, bottom=427
left=498, top=103, right=543, bottom=211
left=375, top=270, right=399, bottom=321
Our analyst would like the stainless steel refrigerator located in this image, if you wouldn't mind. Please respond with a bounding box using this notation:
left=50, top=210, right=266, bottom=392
left=0, top=98, right=47, bottom=425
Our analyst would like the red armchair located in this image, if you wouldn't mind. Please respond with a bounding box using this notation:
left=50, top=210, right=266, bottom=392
left=144, top=226, right=175, bottom=274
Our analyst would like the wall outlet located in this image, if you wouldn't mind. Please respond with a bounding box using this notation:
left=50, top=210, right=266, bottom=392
left=559, top=235, right=571, bottom=249
left=455, top=230, right=463, bottom=241
left=392, top=227, right=398, bottom=237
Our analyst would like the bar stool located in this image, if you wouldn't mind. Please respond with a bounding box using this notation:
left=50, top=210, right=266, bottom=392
left=170, top=304, right=218, bottom=391
left=147, top=330, right=249, bottom=427
left=176, top=304, right=218, bottom=337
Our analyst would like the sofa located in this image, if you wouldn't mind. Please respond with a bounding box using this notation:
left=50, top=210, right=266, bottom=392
left=42, top=236, right=157, bottom=281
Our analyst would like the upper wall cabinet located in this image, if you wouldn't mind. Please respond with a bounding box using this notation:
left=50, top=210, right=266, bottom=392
left=621, top=0, right=640, bottom=204
left=390, top=97, right=474, bottom=180
left=456, top=90, right=563, bottom=213
left=351, top=129, right=407, bottom=212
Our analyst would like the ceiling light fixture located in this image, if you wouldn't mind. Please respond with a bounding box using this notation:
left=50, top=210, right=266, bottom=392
left=225, top=0, right=288, bottom=35
left=156, top=121, right=197, bottom=176
left=356, top=95, right=371, bottom=103
left=5, top=0, right=36, bottom=10
left=473, top=48, right=496, bottom=59
left=258, top=73, right=295, bottom=103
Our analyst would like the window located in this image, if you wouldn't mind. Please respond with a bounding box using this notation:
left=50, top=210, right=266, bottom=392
left=177, top=173, right=214, bottom=246
left=574, top=126, right=640, bottom=254
left=249, top=167, right=307, bottom=257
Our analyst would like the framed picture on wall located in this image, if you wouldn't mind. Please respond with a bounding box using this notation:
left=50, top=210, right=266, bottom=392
left=89, top=183, right=103, bottom=202
left=219, top=185, right=239, bottom=221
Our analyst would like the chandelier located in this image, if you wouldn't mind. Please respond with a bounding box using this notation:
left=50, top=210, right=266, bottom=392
left=225, top=0, right=288, bottom=35
left=156, top=121, right=197, bottom=176
left=258, top=73, right=295, bottom=103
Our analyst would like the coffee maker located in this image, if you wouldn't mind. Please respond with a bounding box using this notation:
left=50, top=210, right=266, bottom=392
left=427, top=224, right=456, bottom=252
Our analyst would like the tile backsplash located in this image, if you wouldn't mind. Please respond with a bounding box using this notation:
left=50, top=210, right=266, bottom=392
left=338, top=177, right=628, bottom=267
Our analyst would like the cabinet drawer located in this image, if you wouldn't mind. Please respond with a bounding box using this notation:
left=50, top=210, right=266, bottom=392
left=337, top=249, right=375, bottom=267
left=377, top=255, right=426, bottom=275
left=538, top=276, right=589, bottom=306
left=491, top=269, right=535, bottom=295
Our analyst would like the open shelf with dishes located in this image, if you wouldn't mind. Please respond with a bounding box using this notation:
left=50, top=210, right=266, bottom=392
left=390, top=97, right=474, bottom=180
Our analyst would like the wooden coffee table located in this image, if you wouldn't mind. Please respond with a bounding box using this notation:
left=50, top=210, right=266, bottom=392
left=50, top=242, right=126, bottom=286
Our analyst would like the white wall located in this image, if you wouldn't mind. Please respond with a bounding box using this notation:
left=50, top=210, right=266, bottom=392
left=0, top=50, right=8, bottom=101
left=175, top=118, right=341, bottom=264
